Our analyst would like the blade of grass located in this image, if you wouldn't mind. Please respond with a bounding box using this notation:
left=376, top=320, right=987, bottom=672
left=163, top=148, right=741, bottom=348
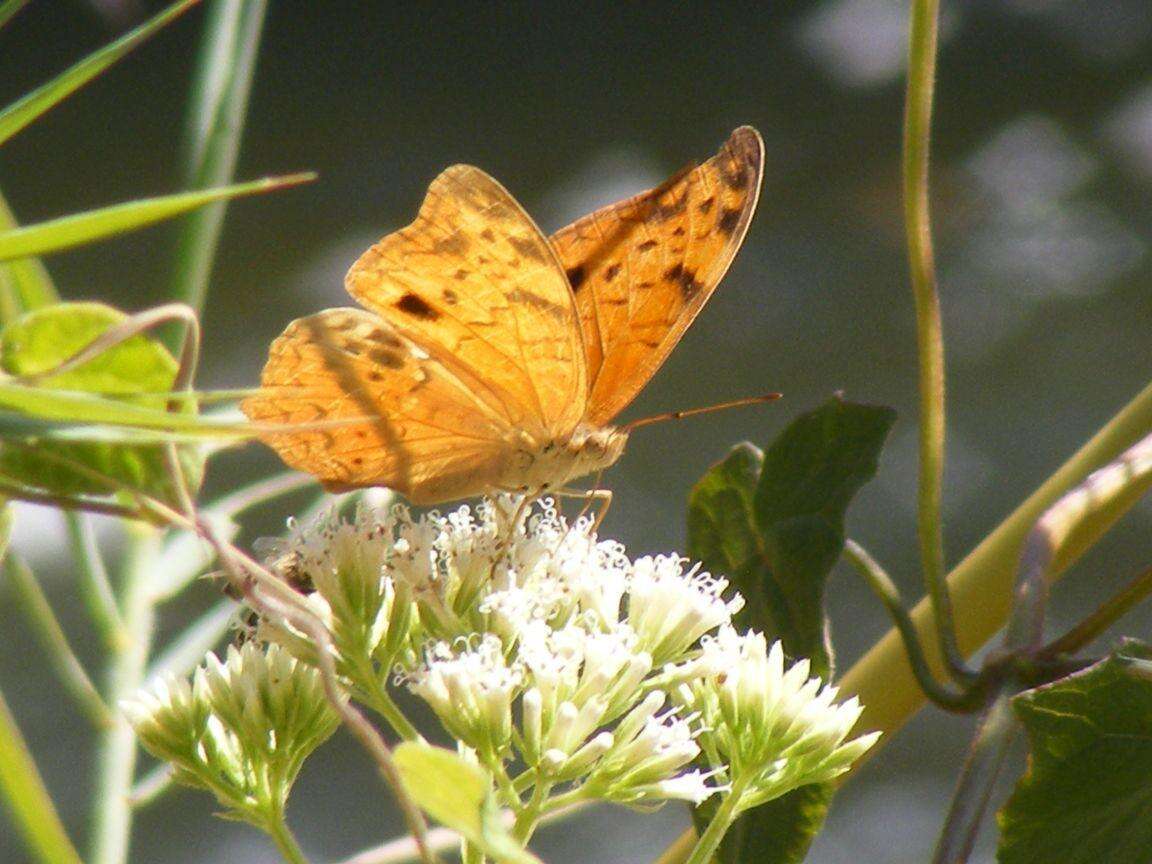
left=0, top=0, right=32, bottom=30
left=0, top=687, right=85, bottom=864
left=0, top=188, right=60, bottom=320
left=171, top=0, right=269, bottom=318
left=0, top=0, right=200, bottom=146
left=6, top=553, right=112, bottom=727
left=0, top=173, right=314, bottom=262
left=0, top=504, right=85, bottom=864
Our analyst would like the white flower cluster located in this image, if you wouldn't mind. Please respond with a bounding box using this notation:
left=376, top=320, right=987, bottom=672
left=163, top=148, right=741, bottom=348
left=257, top=496, right=877, bottom=811
left=123, top=643, right=338, bottom=825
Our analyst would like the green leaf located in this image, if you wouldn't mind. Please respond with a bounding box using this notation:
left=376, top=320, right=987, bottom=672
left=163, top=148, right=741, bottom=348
left=0, top=190, right=60, bottom=321
left=687, top=441, right=763, bottom=578
left=0, top=174, right=313, bottom=262
left=0, top=302, right=202, bottom=505
left=998, top=641, right=1152, bottom=864
left=0, top=687, right=84, bottom=864
left=0, top=0, right=33, bottom=32
left=0, top=0, right=199, bottom=146
left=687, top=397, right=896, bottom=864
left=752, top=398, right=897, bottom=677
left=393, top=742, right=541, bottom=864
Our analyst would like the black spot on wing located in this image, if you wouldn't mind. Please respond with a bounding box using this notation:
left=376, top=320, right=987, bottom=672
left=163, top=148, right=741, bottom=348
left=637, top=239, right=658, bottom=251
left=604, top=262, right=621, bottom=282
left=664, top=263, right=704, bottom=301
left=718, top=206, right=742, bottom=236
left=566, top=264, right=587, bottom=292
left=397, top=293, right=440, bottom=320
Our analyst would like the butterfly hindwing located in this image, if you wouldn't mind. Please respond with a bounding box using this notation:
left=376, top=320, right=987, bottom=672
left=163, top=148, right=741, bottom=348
left=345, top=165, right=588, bottom=437
left=241, top=308, right=514, bottom=503
left=549, top=126, right=764, bottom=425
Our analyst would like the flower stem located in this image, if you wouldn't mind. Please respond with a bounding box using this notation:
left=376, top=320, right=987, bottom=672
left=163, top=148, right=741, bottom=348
left=903, top=0, right=971, bottom=686
left=683, top=776, right=751, bottom=864
left=266, top=814, right=312, bottom=864
left=89, top=528, right=162, bottom=864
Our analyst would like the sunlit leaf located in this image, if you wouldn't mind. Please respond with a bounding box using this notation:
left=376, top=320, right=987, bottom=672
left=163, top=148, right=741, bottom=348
left=393, top=742, right=541, bottom=864
left=0, top=174, right=313, bottom=262
left=0, top=302, right=202, bottom=504
left=999, top=640, right=1152, bottom=864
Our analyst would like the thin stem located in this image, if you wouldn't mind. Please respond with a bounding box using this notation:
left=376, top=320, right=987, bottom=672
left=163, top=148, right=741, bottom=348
left=1043, top=564, right=1152, bottom=658
left=6, top=554, right=112, bottom=728
left=0, top=0, right=32, bottom=31
left=65, top=513, right=126, bottom=650
left=510, top=778, right=550, bottom=843
left=903, top=0, right=971, bottom=685
left=844, top=541, right=980, bottom=712
left=171, top=0, right=268, bottom=321
left=266, top=814, right=312, bottom=864
left=683, top=776, right=752, bottom=864
left=840, top=377, right=1152, bottom=748
left=89, top=528, right=163, bottom=864
left=354, top=664, right=420, bottom=742
left=128, top=763, right=174, bottom=810
left=931, top=688, right=1018, bottom=864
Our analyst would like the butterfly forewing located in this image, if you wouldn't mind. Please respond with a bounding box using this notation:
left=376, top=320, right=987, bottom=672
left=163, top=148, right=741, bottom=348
left=345, top=165, right=588, bottom=437
left=549, top=126, right=764, bottom=425
left=241, top=308, right=514, bottom=502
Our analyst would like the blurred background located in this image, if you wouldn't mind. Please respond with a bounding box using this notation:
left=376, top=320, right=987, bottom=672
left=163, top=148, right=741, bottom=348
left=2, top=1, right=1152, bottom=862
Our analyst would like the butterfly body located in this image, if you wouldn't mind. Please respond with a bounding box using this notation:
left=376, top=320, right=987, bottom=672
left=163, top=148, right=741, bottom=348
left=497, top=424, right=629, bottom=496
left=244, top=128, right=763, bottom=505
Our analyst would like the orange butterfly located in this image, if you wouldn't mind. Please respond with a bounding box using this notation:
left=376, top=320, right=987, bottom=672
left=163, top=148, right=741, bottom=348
left=242, top=127, right=764, bottom=504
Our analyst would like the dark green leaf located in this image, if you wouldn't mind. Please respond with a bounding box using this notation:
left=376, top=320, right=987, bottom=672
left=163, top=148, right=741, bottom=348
left=998, top=640, right=1152, bottom=864
left=0, top=302, right=201, bottom=505
left=753, top=398, right=896, bottom=677
left=687, top=441, right=763, bottom=577
left=687, top=397, right=895, bottom=864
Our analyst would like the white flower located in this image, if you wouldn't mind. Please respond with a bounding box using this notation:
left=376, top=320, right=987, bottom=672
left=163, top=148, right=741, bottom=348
left=125, top=643, right=338, bottom=823
left=406, top=634, right=523, bottom=757
left=671, top=629, right=879, bottom=810
left=627, top=556, right=743, bottom=664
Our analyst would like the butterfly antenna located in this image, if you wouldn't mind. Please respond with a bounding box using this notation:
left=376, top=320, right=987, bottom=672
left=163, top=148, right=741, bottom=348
left=622, top=392, right=782, bottom=432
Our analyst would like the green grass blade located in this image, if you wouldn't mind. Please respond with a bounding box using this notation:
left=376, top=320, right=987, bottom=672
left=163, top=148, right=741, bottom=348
left=0, top=0, right=200, bottom=146
left=172, top=0, right=270, bottom=316
left=0, top=687, right=85, bottom=864
left=0, top=173, right=314, bottom=262
left=0, top=387, right=246, bottom=432
left=0, top=0, right=32, bottom=32
left=0, top=189, right=59, bottom=319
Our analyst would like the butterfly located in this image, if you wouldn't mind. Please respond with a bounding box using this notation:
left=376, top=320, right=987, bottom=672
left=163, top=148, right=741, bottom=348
left=241, top=126, right=764, bottom=505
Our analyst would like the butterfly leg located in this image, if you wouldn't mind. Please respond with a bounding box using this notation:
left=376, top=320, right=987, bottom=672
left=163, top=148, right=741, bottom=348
left=554, top=485, right=613, bottom=534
